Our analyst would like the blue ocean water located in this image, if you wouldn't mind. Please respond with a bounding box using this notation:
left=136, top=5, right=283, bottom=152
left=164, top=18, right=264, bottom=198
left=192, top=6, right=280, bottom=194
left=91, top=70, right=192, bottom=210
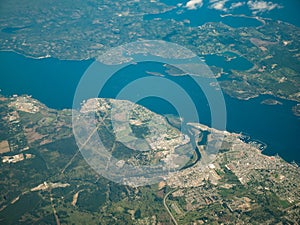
left=204, top=52, right=253, bottom=72
left=0, top=51, right=299, bottom=164
left=145, top=6, right=263, bottom=28
left=0, top=51, right=93, bottom=109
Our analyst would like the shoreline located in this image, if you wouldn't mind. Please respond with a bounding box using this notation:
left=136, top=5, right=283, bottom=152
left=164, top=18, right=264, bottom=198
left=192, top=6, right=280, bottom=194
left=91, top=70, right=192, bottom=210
left=0, top=49, right=93, bottom=62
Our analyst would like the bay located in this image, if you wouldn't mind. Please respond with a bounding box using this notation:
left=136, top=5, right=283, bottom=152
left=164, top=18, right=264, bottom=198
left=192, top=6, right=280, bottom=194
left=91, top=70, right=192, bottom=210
left=0, top=51, right=299, bottom=164
left=0, top=51, right=92, bottom=109
left=204, top=52, right=253, bottom=72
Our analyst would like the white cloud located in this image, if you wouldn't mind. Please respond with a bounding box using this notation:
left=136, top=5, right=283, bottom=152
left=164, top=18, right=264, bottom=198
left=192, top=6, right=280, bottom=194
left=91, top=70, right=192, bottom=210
left=229, top=2, right=245, bottom=10
left=185, top=0, right=281, bottom=13
left=247, top=1, right=282, bottom=14
left=185, top=0, right=204, bottom=10
left=209, top=0, right=229, bottom=12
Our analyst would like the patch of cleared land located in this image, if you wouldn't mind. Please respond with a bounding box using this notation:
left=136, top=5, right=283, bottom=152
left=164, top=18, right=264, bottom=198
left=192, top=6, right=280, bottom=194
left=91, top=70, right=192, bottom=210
left=0, top=140, right=10, bottom=154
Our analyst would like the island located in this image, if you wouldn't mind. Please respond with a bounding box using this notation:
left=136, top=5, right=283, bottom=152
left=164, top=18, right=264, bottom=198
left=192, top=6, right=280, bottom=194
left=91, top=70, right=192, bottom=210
left=261, top=99, right=283, bottom=105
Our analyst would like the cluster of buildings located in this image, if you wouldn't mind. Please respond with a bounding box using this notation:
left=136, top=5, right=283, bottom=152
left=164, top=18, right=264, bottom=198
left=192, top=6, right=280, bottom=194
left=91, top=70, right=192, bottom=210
left=9, top=95, right=40, bottom=114
left=2, top=153, right=34, bottom=164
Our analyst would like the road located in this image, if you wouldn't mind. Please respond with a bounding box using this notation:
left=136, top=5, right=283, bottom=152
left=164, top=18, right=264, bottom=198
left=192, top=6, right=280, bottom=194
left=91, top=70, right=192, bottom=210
left=163, top=189, right=178, bottom=225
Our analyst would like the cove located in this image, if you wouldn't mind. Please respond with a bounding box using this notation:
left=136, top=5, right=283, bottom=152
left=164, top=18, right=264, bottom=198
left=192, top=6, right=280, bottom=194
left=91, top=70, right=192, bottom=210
left=0, top=50, right=299, bottom=164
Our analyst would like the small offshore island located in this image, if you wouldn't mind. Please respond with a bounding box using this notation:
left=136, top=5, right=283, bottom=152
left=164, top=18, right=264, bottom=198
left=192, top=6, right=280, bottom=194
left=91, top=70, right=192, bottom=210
left=0, top=95, right=299, bottom=224
left=292, top=104, right=300, bottom=117
left=261, top=99, right=283, bottom=106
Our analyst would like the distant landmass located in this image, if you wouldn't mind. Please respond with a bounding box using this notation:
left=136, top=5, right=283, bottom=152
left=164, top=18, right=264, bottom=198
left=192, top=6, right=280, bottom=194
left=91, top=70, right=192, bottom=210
left=0, top=0, right=300, bottom=103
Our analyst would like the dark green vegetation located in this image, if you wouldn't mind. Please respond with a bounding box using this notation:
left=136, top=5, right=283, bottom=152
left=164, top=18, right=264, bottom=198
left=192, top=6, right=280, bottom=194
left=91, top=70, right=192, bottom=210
left=0, top=95, right=299, bottom=224
left=112, top=142, right=139, bottom=160
left=0, top=96, right=173, bottom=224
left=1, top=0, right=299, bottom=178
left=130, top=124, right=150, bottom=139
left=0, top=1, right=299, bottom=103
